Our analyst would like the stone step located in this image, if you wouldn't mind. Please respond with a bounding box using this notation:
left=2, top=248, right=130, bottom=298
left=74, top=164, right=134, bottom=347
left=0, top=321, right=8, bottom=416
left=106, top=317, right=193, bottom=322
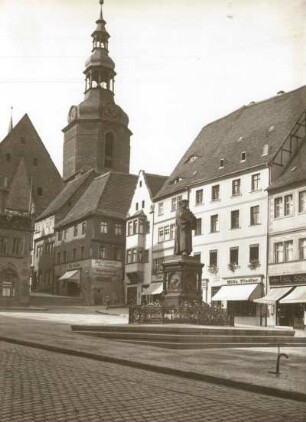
left=71, top=324, right=295, bottom=337
left=72, top=330, right=305, bottom=345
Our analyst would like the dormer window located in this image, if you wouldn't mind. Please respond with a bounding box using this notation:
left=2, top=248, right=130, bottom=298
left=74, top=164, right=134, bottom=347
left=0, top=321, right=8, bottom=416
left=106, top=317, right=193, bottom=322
left=262, top=144, right=269, bottom=156
left=241, top=152, right=246, bottom=162
left=185, top=155, right=198, bottom=164
left=172, top=177, right=183, bottom=184
left=219, top=159, right=224, bottom=168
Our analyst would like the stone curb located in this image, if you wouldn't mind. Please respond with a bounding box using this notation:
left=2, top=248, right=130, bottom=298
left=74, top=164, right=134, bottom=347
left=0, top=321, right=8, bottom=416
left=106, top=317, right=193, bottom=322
left=1, top=335, right=305, bottom=403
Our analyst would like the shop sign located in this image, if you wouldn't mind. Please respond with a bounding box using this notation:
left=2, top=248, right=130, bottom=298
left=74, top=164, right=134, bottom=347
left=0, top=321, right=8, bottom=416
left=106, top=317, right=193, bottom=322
left=68, top=262, right=83, bottom=270
left=91, top=259, right=122, bottom=281
left=270, top=273, right=306, bottom=286
left=91, top=259, right=122, bottom=269
left=227, top=277, right=261, bottom=285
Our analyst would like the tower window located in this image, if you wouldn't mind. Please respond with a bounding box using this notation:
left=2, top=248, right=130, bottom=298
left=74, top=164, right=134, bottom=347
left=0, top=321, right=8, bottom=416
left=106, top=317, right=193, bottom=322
left=104, top=133, right=114, bottom=168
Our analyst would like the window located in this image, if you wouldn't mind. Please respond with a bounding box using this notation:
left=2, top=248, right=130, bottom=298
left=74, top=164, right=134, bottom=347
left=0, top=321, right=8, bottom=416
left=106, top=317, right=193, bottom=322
left=81, top=221, right=87, bottom=235
left=164, top=225, right=170, bottom=241
left=81, top=247, right=85, bottom=259
left=250, top=205, right=260, bottom=225
left=100, top=221, right=108, bottom=234
left=230, top=247, right=239, bottom=265
left=33, top=158, right=38, bottom=166
left=195, top=218, right=202, bottom=235
left=127, top=250, right=133, bottom=264
left=113, top=247, right=122, bottom=261
left=153, top=257, right=165, bottom=273
left=115, top=223, right=123, bottom=236
left=57, top=231, right=62, bottom=241
left=158, top=202, right=164, bottom=216
left=158, top=227, right=164, bottom=243
left=241, top=152, right=246, bottom=162
left=211, top=185, right=220, bottom=201
left=146, top=221, right=151, bottom=234
left=12, top=238, right=22, bottom=256
left=232, top=179, right=241, bottom=196
left=284, top=240, right=293, bottom=262
left=132, top=219, right=138, bottom=234
left=251, top=173, right=260, bottom=191
left=274, top=242, right=284, bottom=263
left=0, top=237, right=9, bottom=255
left=193, top=252, right=201, bottom=261
left=142, top=200, right=145, bottom=209
left=299, top=239, right=306, bottom=260
left=231, top=210, right=240, bottom=229
left=104, top=132, right=114, bottom=168
left=209, top=250, right=218, bottom=267
left=274, top=197, right=282, bottom=218
left=170, top=224, right=175, bottom=240
left=127, top=221, right=133, bottom=236
left=73, top=225, right=78, bottom=237
left=139, top=219, right=145, bottom=234
left=63, top=251, right=67, bottom=264
left=57, top=252, right=61, bottom=264
left=171, top=195, right=182, bottom=212
left=249, top=245, right=259, bottom=262
left=284, top=194, right=293, bottom=216
left=195, top=189, right=203, bottom=205
left=210, top=215, right=219, bottom=233
left=73, top=248, right=77, bottom=260
left=219, top=159, right=224, bottom=168
left=99, top=245, right=106, bottom=259
left=135, top=202, right=139, bottom=211
left=63, top=229, right=67, bottom=240
left=37, top=187, right=43, bottom=196
left=299, top=191, right=306, bottom=213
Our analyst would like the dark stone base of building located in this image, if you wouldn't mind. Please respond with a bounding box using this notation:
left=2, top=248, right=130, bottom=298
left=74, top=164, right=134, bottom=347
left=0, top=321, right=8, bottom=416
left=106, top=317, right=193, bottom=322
left=163, top=255, right=204, bottom=307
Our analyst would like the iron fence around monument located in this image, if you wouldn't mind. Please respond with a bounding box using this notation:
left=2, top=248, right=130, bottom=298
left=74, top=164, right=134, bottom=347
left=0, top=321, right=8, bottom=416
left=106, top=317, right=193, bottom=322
left=129, top=304, right=232, bottom=325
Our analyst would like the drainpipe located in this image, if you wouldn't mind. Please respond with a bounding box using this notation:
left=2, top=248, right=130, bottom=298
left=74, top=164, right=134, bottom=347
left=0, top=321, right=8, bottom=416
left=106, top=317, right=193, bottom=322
left=265, top=164, right=271, bottom=327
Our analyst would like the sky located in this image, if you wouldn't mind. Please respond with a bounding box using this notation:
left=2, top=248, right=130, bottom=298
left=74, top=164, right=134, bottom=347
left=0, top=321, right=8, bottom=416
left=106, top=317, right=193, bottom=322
left=0, top=0, right=305, bottom=177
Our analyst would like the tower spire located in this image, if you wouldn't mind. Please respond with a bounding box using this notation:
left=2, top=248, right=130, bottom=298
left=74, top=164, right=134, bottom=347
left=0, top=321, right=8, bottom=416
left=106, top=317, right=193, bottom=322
left=8, top=106, right=13, bottom=133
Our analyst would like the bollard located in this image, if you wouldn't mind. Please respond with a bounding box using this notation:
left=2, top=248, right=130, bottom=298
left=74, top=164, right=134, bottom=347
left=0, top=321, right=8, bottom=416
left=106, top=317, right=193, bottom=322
left=268, top=345, right=289, bottom=376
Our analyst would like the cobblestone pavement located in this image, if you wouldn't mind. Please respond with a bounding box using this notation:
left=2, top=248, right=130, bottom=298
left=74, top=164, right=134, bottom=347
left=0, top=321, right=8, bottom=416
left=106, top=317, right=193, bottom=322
left=1, top=342, right=306, bottom=422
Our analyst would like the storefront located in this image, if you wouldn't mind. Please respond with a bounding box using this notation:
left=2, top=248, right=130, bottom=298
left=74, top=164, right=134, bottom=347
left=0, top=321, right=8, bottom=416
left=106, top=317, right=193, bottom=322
left=141, top=282, right=163, bottom=304
left=211, top=277, right=263, bottom=326
left=253, top=286, right=293, bottom=327
left=268, top=274, right=306, bottom=329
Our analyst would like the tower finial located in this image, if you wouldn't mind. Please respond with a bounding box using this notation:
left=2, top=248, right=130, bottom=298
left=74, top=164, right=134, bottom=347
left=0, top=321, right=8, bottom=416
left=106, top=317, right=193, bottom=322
left=8, top=106, right=13, bottom=133
left=99, top=0, right=104, bottom=20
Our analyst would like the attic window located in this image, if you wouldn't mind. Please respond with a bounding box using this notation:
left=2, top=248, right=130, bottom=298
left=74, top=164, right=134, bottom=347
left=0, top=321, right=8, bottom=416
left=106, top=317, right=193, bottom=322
left=237, top=136, right=244, bottom=143
left=172, top=177, right=183, bottom=184
left=262, top=144, right=269, bottom=156
left=186, top=155, right=198, bottom=164
left=219, top=159, right=225, bottom=168
left=241, top=152, right=246, bottom=162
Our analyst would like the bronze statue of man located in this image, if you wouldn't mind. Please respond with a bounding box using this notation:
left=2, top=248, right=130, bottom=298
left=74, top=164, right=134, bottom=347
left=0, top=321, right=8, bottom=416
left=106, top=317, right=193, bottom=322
left=174, top=199, right=197, bottom=256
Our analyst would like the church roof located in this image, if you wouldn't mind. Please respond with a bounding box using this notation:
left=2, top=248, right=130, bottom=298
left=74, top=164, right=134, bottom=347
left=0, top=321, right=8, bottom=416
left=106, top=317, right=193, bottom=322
left=268, top=142, right=306, bottom=191
left=143, top=173, right=168, bottom=198
left=37, top=169, right=97, bottom=221
left=0, top=114, right=63, bottom=214
left=155, top=86, right=306, bottom=200
left=56, top=172, right=137, bottom=228
left=5, top=158, right=31, bottom=212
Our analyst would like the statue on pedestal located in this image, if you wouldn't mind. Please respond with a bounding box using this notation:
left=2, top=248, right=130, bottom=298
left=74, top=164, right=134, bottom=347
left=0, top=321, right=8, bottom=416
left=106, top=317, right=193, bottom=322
left=174, top=199, right=197, bottom=256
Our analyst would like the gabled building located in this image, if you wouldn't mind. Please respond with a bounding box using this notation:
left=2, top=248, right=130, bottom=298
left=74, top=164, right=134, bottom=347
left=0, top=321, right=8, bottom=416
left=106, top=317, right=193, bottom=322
left=257, top=141, right=306, bottom=328
left=54, top=172, right=137, bottom=305
left=153, top=86, right=306, bottom=326
left=124, top=170, right=167, bottom=305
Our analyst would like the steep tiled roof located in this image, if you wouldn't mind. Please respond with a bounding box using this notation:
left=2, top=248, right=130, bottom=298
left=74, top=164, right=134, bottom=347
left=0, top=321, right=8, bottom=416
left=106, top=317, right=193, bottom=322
left=144, top=173, right=168, bottom=198
left=155, top=86, right=306, bottom=200
left=37, top=169, right=97, bottom=221
left=268, top=142, right=306, bottom=191
left=0, top=114, right=63, bottom=213
left=56, top=172, right=137, bottom=227
left=5, top=158, right=31, bottom=212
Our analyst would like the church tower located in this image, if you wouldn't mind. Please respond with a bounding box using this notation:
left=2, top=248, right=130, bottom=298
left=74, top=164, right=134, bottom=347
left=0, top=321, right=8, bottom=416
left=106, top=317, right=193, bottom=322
left=63, top=0, right=131, bottom=181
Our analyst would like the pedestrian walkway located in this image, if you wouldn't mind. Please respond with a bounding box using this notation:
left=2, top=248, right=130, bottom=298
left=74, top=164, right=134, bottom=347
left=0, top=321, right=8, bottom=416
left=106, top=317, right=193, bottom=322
left=0, top=312, right=305, bottom=402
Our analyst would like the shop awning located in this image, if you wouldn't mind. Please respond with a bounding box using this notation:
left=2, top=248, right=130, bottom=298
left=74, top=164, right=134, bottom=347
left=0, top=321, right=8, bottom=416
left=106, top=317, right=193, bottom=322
left=59, top=270, right=80, bottom=283
left=211, top=284, right=261, bottom=301
left=142, top=282, right=163, bottom=296
left=279, top=286, right=306, bottom=304
left=254, top=287, right=292, bottom=305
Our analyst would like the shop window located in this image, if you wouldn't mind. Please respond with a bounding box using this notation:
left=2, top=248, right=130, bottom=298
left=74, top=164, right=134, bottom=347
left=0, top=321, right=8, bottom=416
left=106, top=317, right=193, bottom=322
left=231, top=210, right=240, bottom=229
left=211, top=185, right=220, bottom=201
left=210, top=214, right=219, bottom=233
left=284, top=194, right=293, bottom=216
left=195, top=189, right=203, bottom=205
left=274, top=197, right=283, bottom=218
left=99, top=245, right=106, bottom=259
left=195, top=218, right=202, bottom=235
left=251, top=173, right=261, bottom=191
left=230, top=247, right=239, bottom=265
left=284, top=240, right=293, bottom=262
left=250, top=205, right=260, bottom=225
left=100, top=221, right=108, bottom=234
left=274, top=242, right=284, bottom=263
left=299, top=191, right=306, bottom=213
left=299, top=239, right=306, bottom=260
left=232, top=179, right=241, bottom=196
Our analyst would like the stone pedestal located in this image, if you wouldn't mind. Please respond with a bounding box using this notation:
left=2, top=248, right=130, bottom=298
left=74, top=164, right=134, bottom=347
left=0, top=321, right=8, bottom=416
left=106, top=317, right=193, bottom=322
left=162, top=256, right=204, bottom=307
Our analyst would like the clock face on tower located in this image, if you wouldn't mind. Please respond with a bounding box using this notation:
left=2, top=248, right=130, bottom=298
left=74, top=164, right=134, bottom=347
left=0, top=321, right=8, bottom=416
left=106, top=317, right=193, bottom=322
left=68, top=106, right=78, bottom=123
